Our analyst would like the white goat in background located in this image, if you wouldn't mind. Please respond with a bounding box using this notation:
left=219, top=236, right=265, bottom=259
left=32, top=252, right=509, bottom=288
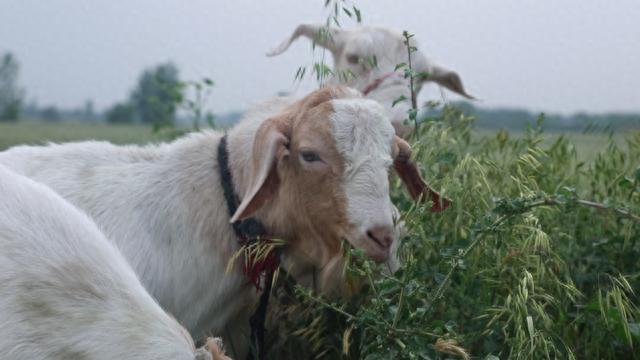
left=268, top=24, right=475, bottom=137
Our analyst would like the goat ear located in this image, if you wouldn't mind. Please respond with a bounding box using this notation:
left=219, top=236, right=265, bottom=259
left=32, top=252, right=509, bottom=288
left=424, top=64, right=476, bottom=100
left=393, top=136, right=450, bottom=212
left=230, top=117, right=291, bottom=222
left=267, top=23, right=342, bottom=57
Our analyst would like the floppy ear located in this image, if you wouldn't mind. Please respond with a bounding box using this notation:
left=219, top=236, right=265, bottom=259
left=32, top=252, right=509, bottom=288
left=426, top=64, right=476, bottom=100
left=393, top=136, right=451, bottom=212
left=266, top=23, right=343, bottom=57
left=230, top=117, right=291, bottom=222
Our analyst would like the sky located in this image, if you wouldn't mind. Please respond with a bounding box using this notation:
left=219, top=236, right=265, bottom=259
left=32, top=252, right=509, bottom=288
left=1, top=0, right=639, bottom=115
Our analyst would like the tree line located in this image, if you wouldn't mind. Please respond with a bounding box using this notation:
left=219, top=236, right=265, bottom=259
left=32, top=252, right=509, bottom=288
left=1, top=51, right=638, bottom=131
left=0, top=51, right=194, bottom=126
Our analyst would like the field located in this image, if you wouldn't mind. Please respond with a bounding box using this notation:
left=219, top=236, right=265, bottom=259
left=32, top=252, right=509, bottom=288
left=0, top=121, right=155, bottom=151
left=0, top=121, right=630, bottom=157
left=1, top=115, right=639, bottom=359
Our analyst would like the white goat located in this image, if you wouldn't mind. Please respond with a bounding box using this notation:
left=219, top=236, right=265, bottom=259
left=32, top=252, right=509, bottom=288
left=0, top=86, right=445, bottom=357
left=0, top=165, right=230, bottom=360
left=268, top=24, right=475, bottom=137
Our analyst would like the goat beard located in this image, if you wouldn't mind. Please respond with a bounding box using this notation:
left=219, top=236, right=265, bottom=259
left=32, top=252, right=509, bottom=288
left=281, top=252, right=363, bottom=299
left=317, top=255, right=365, bottom=299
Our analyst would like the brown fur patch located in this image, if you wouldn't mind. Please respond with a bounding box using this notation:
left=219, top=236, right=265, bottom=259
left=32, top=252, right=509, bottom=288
left=250, top=86, right=360, bottom=285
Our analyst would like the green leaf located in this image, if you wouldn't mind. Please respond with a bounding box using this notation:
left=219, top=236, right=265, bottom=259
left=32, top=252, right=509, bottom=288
left=353, top=6, right=362, bottom=23
left=394, top=62, right=407, bottom=71
left=407, top=108, right=417, bottom=120
left=367, top=55, right=378, bottom=68
left=392, top=95, right=407, bottom=107
left=294, top=66, right=306, bottom=81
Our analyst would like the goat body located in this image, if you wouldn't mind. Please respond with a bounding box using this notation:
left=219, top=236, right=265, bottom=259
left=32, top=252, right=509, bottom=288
left=0, top=165, right=230, bottom=360
left=0, top=86, right=440, bottom=357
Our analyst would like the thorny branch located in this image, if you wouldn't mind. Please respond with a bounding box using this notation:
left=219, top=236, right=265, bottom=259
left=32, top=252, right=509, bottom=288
left=428, top=195, right=640, bottom=312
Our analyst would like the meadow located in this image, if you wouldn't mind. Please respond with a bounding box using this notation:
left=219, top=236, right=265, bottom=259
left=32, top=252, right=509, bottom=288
left=0, top=120, right=627, bottom=157
left=0, top=121, right=154, bottom=150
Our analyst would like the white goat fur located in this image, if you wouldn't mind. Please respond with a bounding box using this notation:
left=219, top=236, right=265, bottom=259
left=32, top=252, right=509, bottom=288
left=0, top=87, right=401, bottom=356
left=268, top=24, right=475, bottom=137
left=0, top=165, right=228, bottom=360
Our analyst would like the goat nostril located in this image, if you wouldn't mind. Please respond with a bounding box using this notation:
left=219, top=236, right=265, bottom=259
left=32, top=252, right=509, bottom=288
left=366, top=226, right=394, bottom=248
left=366, top=230, right=379, bottom=244
left=383, top=235, right=393, bottom=247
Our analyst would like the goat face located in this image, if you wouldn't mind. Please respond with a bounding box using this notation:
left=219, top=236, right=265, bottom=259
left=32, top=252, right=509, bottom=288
left=268, top=24, right=475, bottom=137
left=231, top=86, right=446, bottom=292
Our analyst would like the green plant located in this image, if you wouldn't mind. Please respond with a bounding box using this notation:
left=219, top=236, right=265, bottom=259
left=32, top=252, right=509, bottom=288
left=266, top=103, right=639, bottom=359
left=293, top=0, right=363, bottom=86
left=151, top=77, right=216, bottom=140
left=0, top=52, right=23, bottom=122
left=264, top=4, right=640, bottom=356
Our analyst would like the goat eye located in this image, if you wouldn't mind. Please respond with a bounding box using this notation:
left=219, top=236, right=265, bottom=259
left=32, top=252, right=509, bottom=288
left=346, top=54, right=360, bottom=64
left=300, top=151, right=321, bottom=163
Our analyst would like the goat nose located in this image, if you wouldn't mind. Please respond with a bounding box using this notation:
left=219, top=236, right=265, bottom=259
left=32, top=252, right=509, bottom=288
left=366, top=225, right=394, bottom=249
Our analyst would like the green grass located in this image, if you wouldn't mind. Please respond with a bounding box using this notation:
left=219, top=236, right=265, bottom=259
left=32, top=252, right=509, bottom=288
left=0, top=121, right=155, bottom=151
left=475, top=129, right=632, bottom=162
left=1, top=121, right=633, bottom=163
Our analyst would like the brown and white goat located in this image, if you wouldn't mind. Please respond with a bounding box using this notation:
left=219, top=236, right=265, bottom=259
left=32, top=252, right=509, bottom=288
left=0, top=86, right=445, bottom=358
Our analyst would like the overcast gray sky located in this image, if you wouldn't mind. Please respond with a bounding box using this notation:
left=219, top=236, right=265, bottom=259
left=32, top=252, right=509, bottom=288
left=1, top=0, right=639, bottom=115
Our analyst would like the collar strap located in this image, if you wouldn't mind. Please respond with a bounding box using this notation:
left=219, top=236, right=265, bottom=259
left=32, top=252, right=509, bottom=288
left=362, top=71, right=403, bottom=95
left=218, top=134, right=277, bottom=360
left=217, top=135, right=279, bottom=290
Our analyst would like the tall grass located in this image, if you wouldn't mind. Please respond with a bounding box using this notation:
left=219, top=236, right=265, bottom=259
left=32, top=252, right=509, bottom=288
left=266, top=107, right=640, bottom=359
left=263, top=2, right=639, bottom=357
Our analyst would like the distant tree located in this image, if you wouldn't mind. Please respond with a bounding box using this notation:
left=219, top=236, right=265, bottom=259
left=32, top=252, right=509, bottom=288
left=83, top=99, right=95, bottom=121
left=130, top=62, right=182, bottom=125
left=105, top=102, right=135, bottom=124
left=40, top=106, right=60, bottom=122
left=0, top=52, right=24, bottom=122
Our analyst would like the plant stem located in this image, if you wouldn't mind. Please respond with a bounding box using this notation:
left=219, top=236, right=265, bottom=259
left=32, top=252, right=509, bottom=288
left=402, top=31, right=418, bottom=133
left=406, top=39, right=417, bottom=112
left=428, top=214, right=510, bottom=310
left=305, top=294, right=357, bottom=321
left=575, top=199, right=640, bottom=223
left=392, top=278, right=406, bottom=329
left=532, top=198, right=640, bottom=223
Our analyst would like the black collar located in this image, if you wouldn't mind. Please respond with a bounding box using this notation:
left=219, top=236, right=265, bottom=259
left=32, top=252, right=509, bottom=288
left=217, top=134, right=274, bottom=360
left=217, top=135, right=267, bottom=242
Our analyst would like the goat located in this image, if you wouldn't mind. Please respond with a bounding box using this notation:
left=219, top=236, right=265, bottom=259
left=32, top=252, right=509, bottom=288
left=0, top=165, right=230, bottom=360
left=0, top=86, right=446, bottom=357
left=267, top=24, right=475, bottom=137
